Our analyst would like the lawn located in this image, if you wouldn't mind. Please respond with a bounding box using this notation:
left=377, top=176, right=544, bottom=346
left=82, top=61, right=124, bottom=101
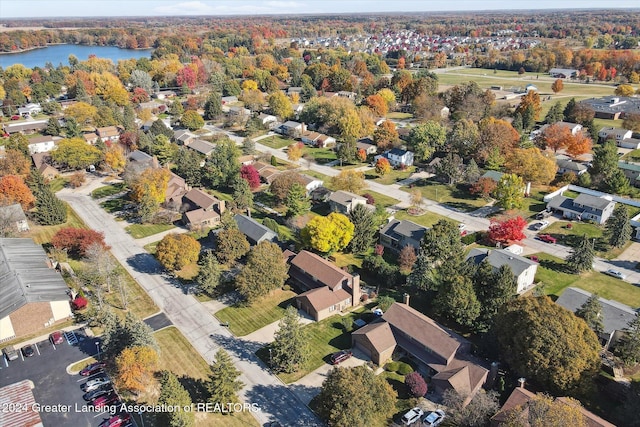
left=100, top=195, right=129, bottom=214
left=28, top=204, right=88, bottom=245
left=91, top=182, right=127, bottom=199
left=125, top=223, right=176, bottom=239
left=386, top=112, right=413, bottom=120
left=175, top=262, right=199, bottom=281
left=214, top=289, right=297, bottom=336
left=306, top=147, right=337, bottom=164
left=363, top=190, right=400, bottom=209
left=302, top=170, right=334, bottom=188
left=509, top=187, right=549, bottom=219
left=49, top=176, right=68, bottom=193
left=258, top=135, right=294, bottom=149
left=366, top=167, right=415, bottom=185
left=403, top=181, right=487, bottom=212
left=540, top=220, right=627, bottom=259
left=394, top=209, right=450, bottom=228
left=622, top=149, right=640, bottom=162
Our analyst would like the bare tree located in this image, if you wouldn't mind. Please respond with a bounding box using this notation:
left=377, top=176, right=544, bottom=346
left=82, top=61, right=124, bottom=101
left=116, top=274, right=128, bottom=310
left=84, top=243, right=117, bottom=292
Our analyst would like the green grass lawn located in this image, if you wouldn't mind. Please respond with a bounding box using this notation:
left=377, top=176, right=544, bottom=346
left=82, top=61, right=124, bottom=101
left=100, top=195, right=129, bottom=213
left=540, top=220, right=627, bottom=259
left=386, top=112, right=413, bottom=119
left=303, top=170, right=334, bottom=188
left=394, top=209, right=450, bottom=228
left=366, top=167, right=415, bottom=185
left=306, top=147, right=337, bottom=164
left=363, top=190, right=400, bottom=208
left=125, top=223, right=176, bottom=239
left=214, top=289, right=297, bottom=336
left=91, top=182, right=127, bottom=199
left=49, top=176, right=68, bottom=193
left=28, top=204, right=88, bottom=245
left=259, top=135, right=294, bottom=149
left=622, top=149, right=640, bottom=162
left=403, top=181, right=487, bottom=212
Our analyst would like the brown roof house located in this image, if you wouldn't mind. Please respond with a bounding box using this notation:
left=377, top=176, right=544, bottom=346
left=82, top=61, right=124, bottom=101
left=164, top=172, right=190, bottom=210
left=291, top=250, right=361, bottom=321
left=0, top=238, right=72, bottom=343
left=491, top=386, right=616, bottom=427
left=96, top=126, right=121, bottom=143
left=181, top=188, right=225, bottom=230
left=353, top=300, right=488, bottom=404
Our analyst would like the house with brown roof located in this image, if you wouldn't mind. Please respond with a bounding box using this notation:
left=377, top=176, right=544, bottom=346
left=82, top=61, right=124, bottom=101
left=181, top=188, right=225, bottom=230
left=96, top=126, right=120, bottom=143
left=491, top=386, right=616, bottom=427
left=164, top=173, right=189, bottom=209
left=291, top=250, right=361, bottom=321
left=83, top=132, right=99, bottom=145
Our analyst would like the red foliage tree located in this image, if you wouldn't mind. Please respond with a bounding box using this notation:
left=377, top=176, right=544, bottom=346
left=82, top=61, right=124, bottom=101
left=131, top=87, right=150, bottom=104
left=357, top=148, right=367, bottom=162
left=374, top=244, right=384, bottom=256
left=72, top=296, right=88, bottom=310
left=488, top=216, right=527, bottom=244
left=470, top=177, right=497, bottom=199
left=51, top=228, right=110, bottom=258
left=362, top=193, right=375, bottom=205
left=176, top=66, right=197, bottom=89
left=240, top=165, right=261, bottom=190
left=405, top=371, right=428, bottom=397
left=119, top=131, right=139, bottom=153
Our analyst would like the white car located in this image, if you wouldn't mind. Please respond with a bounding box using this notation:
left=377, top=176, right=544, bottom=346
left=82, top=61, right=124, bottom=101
left=604, top=269, right=626, bottom=280
left=423, top=409, right=446, bottom=427
left=401, top=407, right=424, bottom=425
left=533, top=220, right=549, bottom=231
left=82, top=376, right=111, bottom=392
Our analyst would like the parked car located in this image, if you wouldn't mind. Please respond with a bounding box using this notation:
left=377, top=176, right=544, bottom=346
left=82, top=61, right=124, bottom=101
left=49, top=331, right=64, bottom=345
left=538, top=234, right=556, bottom=244
left=532, top=220, right=549, bottom=231
left=2, top=345, right=19, bottom=361
left=80, top=362, right=106, bottom=376
left=92, top=393, right=119, bottom=409
left=99, top=414, right=131, bottom=427
left=22, top=344, right=35, bottom=357
left=83, top=385, right=113, bottom=401
left=330, top=350, right=353, bottom=365
left=604, top=269, right=626, bottom=280
left=82, top=376, right=111, bottom=392
left=536, top=209, right=552, bottom=220
left=423, top=410, right=446, bottom=427
left=402, top=407, right=424, bottom=425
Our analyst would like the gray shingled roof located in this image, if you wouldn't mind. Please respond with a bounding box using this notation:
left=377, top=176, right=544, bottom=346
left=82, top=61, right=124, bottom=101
left=0, top=238, right=70, bottom=320
left=328, top=190, right=365, bottom=205
left=187, top=139, right=215, bottom=156
left=465, top=248, right=536, bottom=276
left=128, top=150, right=153, bottom=162
left=557, top=159, right=587, bottom=172
left=574, top=193, right=615, bottom=210
left=556, top=287, right=637, bottom=335
left=380, top=219, right=428, bottom=242
left=234, top=214, right=277, bottom=245
left=0, top=204, right=27, bottom=223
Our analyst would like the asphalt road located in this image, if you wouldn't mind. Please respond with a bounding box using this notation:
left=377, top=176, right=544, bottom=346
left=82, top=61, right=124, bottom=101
left=58, top=188, right=322, bottom=427
left=143, top=313, right=173, bottom=331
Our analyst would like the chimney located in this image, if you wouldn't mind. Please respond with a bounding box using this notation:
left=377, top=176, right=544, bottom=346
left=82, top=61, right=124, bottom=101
left=351, top=274, right=360, bottom=307
left=518, top=378, right=526, bottom=389
left=403, top=293, right=410, bottom=306
left=218, top=200, right=226, bottom=214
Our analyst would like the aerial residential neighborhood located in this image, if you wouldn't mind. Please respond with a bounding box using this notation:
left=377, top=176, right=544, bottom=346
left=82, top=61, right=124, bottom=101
left=1, top=2, right=640, bottom=427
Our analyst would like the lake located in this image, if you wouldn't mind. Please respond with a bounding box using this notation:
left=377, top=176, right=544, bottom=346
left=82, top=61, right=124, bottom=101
left=0, top=44, right=153, bottom=69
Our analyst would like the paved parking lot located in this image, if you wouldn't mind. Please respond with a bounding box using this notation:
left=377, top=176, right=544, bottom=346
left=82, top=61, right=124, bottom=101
left=0, top=332, right=119, bottom=427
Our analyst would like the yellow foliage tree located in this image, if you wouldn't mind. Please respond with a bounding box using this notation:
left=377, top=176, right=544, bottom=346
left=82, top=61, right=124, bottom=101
left=65, top=102, right=97, bottom=125
left=504, top=147, right=558, bottom=185
left=156, top=233, right=201, bottom=271
left=301, top=213, right=354, bottom=254
left=338, top=108, right=364, bottom=139
left=104, top=144, right=126, bottom=172
left=375, top=157, right=392, bottom=175
left=91, top=71, right=130, bottom=106
left=130, top=168, right=170, bottom=204
left=287, top=143, right=304, bottom=161
left=116, top=346, right=159, bottom=394
left=515, top=90, right=542, bottom=121
left=242, top=79, right=258, bottom=91
left=330, top=170, right=366, bottom=193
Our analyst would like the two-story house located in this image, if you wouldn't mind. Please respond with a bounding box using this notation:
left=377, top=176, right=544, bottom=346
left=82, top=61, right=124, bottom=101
left=618, top=161, right=640, bottom=187
left=181, top=188, right=226, bottom=229
left=289, top=250, right=360, bottom=321
left=375, top=148, right=415, bottom=168
left=547, top=193, right=616, bottom=224
left=379, top=219, right=428, bottom=253
left=277, top=121, right=305, bottom=138
left=328, top=191, right=368, bottom=214
left=466, top=248, right=538, bottom=294
left=599, top=126, right=640, bottom=149
left=27, top=135, right=57, bottom=154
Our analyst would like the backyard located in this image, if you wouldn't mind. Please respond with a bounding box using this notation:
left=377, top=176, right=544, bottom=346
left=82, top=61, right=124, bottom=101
left=403, top=180, right=488, bottom=212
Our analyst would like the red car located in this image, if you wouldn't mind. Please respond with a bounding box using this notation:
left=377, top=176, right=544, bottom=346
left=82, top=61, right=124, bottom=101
left=49, top=331, right=64, bottom=345
left=100, top=414, right=131, bottom=427
left=538, top=234, right=557, bottom=244
left=92, top=393, right=119, bottom=409
left=80, top=362, right=106, bottom=376
left=330, top=350, right=353, bottom=365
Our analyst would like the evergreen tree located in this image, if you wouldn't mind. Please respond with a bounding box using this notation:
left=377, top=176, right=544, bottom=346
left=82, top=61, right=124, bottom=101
left=65, top=118, right=82, bottom=138
left=208, top=349, right=244, bottom=404
left=591, top=140, right=619, bottom=181
left=271, top=306, right=310, bottom=373
left=27, top=168, right=47, bottom=197
left=242, top=138, right=255, bottom=155
left=348, top=204, right=377, bottom=254
left=122, top=105, right=136, bottom=131
left=173, top=148, right=203, bottom=187
left=285, top=182, right=311, bottom=217
left=605, top=204, right=632, bottom=248
left=576, top=294, right=604, bottom=337
left=157, top=371, right=195, bottom=427
left=606, top=169, right=631, bottom=195
left=618, top=315, right=640, bottom=365
left=33, top=186, right=67, bottom=225
left=566, top=235, right=595, bottom=273
left=435, top=269, right=480, bottom=327
left=44, top=117, right=61, bottom=136
left=545, top=101, right=564, bottom=124
left=465, top=158, right=481, bottom=184
left=169, top=99, right=184, bottom=117
left=563, top=98, right=576, bottom=121
left=149, top=119, right=174, bottom=139
left=196, top=250, right=221, bottom=296
left=75, top=79, right=90, bottom=103
left=522, top=104, right=536, bottom=130
left=474, top=264, right=517, bottom=331
left=203, top=138, right=240, bottom=187
left=511, top=112, right=523, bottom=133
left=203, top=92, right=222, bottom=120
left=232, top=177, right=253, bottom=212
left=337, top=136, right=357, bottom=164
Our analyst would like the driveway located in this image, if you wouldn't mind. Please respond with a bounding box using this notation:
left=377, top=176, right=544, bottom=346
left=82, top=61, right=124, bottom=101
left=58, top=186, right=322, bottom=427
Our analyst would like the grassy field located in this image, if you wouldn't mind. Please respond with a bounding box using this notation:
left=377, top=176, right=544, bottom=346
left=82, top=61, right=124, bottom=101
left=403, top=181, right=488, bottom=212
left=125, top=223, right=176, bottom=239
left=364, top=190, right=400, bottom=209
left=394, top=209, right=449, bottom=228
left=386, top=112, right=413, bottom=119
left=540, top=220, right=629, bottom=259
left=366, top=167, right=415, bottom=185
left=306, top=147, right=337, bottom=164
left=49, top=176, right=68, bottom=193
left=100, top=195, right=129, bottom=214
left=175, top=263, right=199, bottom=281
left=28, top=204, right=88, bottom=245
left=91, top=182, right=127, bottom=199
left=259, top=135, right=294, bottom=149
left=214, top=289, right=297, bottom=336
left=622, top=149, right=640, bottom=162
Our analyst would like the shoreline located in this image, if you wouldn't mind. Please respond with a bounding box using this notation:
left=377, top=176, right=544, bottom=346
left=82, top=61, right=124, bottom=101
left=0, top=43, right=153, bottom=56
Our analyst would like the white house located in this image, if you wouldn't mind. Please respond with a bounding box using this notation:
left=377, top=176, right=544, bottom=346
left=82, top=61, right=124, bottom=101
left=375, top=148, right=415, bottom=167
left=96, top=126, right=120, bottom=143
left=27, top=135, right=56, bottom=154
left=328, top=190, right=368, bottom=214
left=300, top=174, right=324, bottom=194
left=599, top=127, right=640, bottom=149
left=547, top=193, right=616, bottom=224
left=466, top=248, right=538, bottom=294
left=258, top=113, right=278, bottom=129
left=17, top=103, right=42, bottom=117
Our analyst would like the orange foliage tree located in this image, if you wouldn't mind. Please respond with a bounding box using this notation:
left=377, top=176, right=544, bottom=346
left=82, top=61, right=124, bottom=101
left=375, top=157, right=392, bottom=175
left=0, top=175, right=35, bottom=210
left=116, top=346, right=159, bottom=394
left=565, top=133, right=593, bottom=158
left=365, top=94, right=388, bottom=116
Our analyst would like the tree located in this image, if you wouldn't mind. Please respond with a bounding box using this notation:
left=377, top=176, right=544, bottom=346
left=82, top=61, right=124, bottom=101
left=215, top=228, right=250, bottom=265
left=239, top=164, right=260, bottom=190
left=435, top=152, right=465, bottom=185
left=421, top=219, right=465, bottom=264
left=575, top=294, right=604, bottom=337
left=494, top=296, right=600, bottom=393
left=377, top=296, right=396, bottom=312
left=173, top=148, right=202, bottom=187
left=317, top=366, right=397, bottom=427
left=337, top=136, right=357, bottom=164
left=181, top=110, right=204, bottom=131
left=348, top=204, right=377, bottom=254
left=287, top=143, right=304, bottom=161
left=270, top=306, right=310, bottom=373
left=130, top=167, right=170, bottom=206
left=622, top=113, right=640, bottom=132
left=545, top=101, right=565, bottom=124
left=365, top=94, right=388, bottom=116
left=203, top=92, right=222, bottom=120
left=115, top=345, right=159, bottom=394
left=477, top=117, right=520, bottom=165
left=435, top=270, right=481, bottom=327
left=373, top=120, right=399, bottom=151
left=270, top=171, right=306, bottom=203
left=104, top=144, right=126, bottom=172
left=32, top=184, right=67, bottom=225
left=505, top=148, right=557, bottom=185
left=0, top=175, right=35, bottom=210
left=0, top=149, right=30, bottom=178
left=301, top=213, right=354, bottom=254
left=357, top=148, right=367, bottom=162
left=375, top=157, right=391, bottom=175
left=208, top=349, right=244, bottom=404
left=268, top=91, right=294, bottom=120
left=551, top=79, right=564, bottom=93
left=156, top=233, right=201, bottom=271
left=408, top=121, right=446, bottom=161
left=501, top=393, right=588, bottom=427
left=474, top=263, right=517, bottom=331
left=409, top=188, right=423, bottom=208
left=232, top=177, right=253, bottom=212
left=157, top=371, right=195, bottom=427
left=566, top=235, right=595, bottom=273
left=65, top=101, right=97, bottom=125
left=285, top=182, right=311, bottom=217
left=515, top=90, right=542, bottom=121
left=488, top=216, right=527, bottom=243
left=495, top=174, right=524, bottom=210
left=203, top=138, right=240, bottom=187
left=592, top=140, right=620, bottom=183
left=51, top=138, right=103, bottom=169
left=235, top=241, right=289, bottom=303
left=51, top=228, right=108, bottom=258
left=615, top=84, right=635, bottom=97
left=149, top=118, right=174, bottom=139
left=331, top=170, right=366, bottom=193
left=617, top=315, right=640, bottom=365
left=398, top=245, right=417, bottom=274
left=443, top=389, right=500, bottom=427
left=605, top=203, right=632, bottom=248
left=196, top=250, right=221, bottom=296
left=405, top=371, right=427, bottom=397
left=470, top=177, right=497, bottom=199
left=565, top=133, right=593, bottom=158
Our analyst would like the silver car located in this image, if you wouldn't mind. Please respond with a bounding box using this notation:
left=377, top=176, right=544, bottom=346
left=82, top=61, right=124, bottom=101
left=604, top=269, right=626, bottom=280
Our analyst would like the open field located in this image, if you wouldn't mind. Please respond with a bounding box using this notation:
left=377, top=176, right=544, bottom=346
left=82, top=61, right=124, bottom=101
left=402, top=181, right=488, bottom=212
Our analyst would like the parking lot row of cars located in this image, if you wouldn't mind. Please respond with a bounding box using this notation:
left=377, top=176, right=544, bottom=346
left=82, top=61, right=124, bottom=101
left=78, top=363, right=133, bottom=427
left=2, top=331, right=66, bottom=362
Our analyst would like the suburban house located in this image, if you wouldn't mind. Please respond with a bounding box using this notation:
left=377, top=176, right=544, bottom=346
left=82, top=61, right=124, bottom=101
left=632, top=212, right=640, bottom=240
left=375, top=148, right=415, bottom=167
left=221, top=95, right=238, bottom=104
left=618, top=161, right=640, bottom=187
left=234, top=214, right=277, bottom=245
left=491, top=386, right=616, bottom=427
left=228, top=106, right=251, bottom=117
left=181, top=188, right=226, bottom=229
left=356, top=138, right=378, bottom=155
left=540, top=121, right=583, bottom=136
left=185, top=139, right=216, bottom=157
left=258, top=113, right=278, bottom=129
left=37, top=162, right=60, bottom=180
left=547, top=193, right=616, bottom=224
left=556, top=287, right=636, bottom=350
left=154, top=90, right=176, bottom=100
left=316, top=134, right=337, bottom=148
left=336, top=91, right=357, bottom=100
left=290, top=250, right=361, bottom=321
left=173, top=129, right=195, bottom=145
left=466, top=248, right=538, bottom=294
left=0, top=238, right=73, bottom=342
left=17, top=103, right=42, bottom=117
left=238, top=155, right=255, bottom=166
left=353, top=301, right=488, bottom=405
left=277, top=121, right=306, bottom=138
left=328, top=190, right=368, bottom=214
left=556, top=158, right=588, bottom=176
left=599, top=127, right=640, bottom=149
left=379, top=219, right=428, bottom=253
left=128, top=150, right=157, bottom=171
left=0, top=204, right=29, bottom=234
left=549, top=68, right=579, bottom=79
left=96, top=126, right=120, bottom=143
left=83, top=132, right=99, bottom=145
left=253, top=161, right=281, bottom=184
left=2, top=119, right=47, bottom=135
left=164, top=172, right=189, bottom=208
left=300, top=174, right=324, bottom=194
left=27, top=135, right=57, bottom=154
left=301, top=130, right=323, bottom=146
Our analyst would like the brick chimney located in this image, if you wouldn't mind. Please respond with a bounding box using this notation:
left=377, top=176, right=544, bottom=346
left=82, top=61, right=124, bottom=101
left=403, top=293, right=410, bottom=306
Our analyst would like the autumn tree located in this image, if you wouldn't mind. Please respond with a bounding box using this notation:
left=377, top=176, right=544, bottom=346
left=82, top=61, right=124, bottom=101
left=270, top=305, right=311, bottom=373
left=399, top=245, right=418, bottom=274
left=235, top=241, right=288, bottom=303
left=622, top=113, right=640, bottom=132
left=566, top=235, right=595, bottom=273
left=104, top=144, right=126, bottom=172
left=157, top=371, right=195, bottom=427
left=130, top=168, right=170, bottom=220
left=405, top=371, right=428, bottom=397
left=116, top=345, right=159, bottom=394
left=443, top=389, right=500, bottom=427
left=0, top=175, right=35, bottom=210
left=605, top=203, right=632, bottom=248
left=285, top=182, right=311, bottom=217
left=208, top=349, right=244, bottom=404
left=470, top=177, right=497, bottom=200
left=551, top=79, right=564, bottom=93
left=575, top=294, right=604, bottom=336
left=488, top=216, right=527, bottom=243
left=287, top=143, right=304, bottom=161
left=515, top=90, right=542, bottom=121
left=331, top=170, right=366, bottom=193
left=215, top=228, right=250, bottom=265
left=373, top=120, right=399, bottom=151
left=615, top=84, right=635, bottom=97
left=301, top=213, right=354, bottom=254
left=477, top=117, right=520, bottom=167
left=51, top=138, right=103, bottom=169
left=504, top=148, right=557, bottom=185
left=357, top=148, right=367, bottom=162
left=317, top=366, right=397, bottom=427
left=365, top=94, right=388, bottom=116
left=495, top=174, right=525, bottom=210
left=565, top=133, right=593, bottom=158
left=51, top=228, right=109, bottom=258
left=270, top=171, right=306, bottom=203
left=65, top=101, right=97, bottom=125
left=348, top=204, right=377, bottom=254
left=239, top=164, right=260, bottom=190
left=181, top=110, right=204, bottom=131
left=268, top=91, right=294, bottom=120
left=156, top=233, right=201, bottom=271
left=408, top=121, right=447, bottom=161
left=375, top=157, right=391, bottom=175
